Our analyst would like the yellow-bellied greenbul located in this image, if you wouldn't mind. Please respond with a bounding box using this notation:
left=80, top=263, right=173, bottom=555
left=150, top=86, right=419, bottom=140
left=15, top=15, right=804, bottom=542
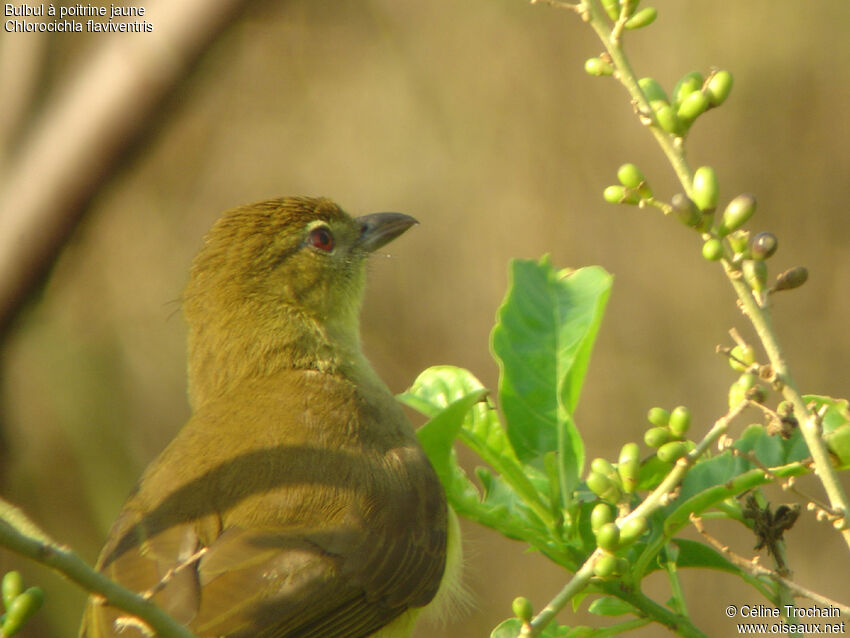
left=80, top=197, right=460, bottom=637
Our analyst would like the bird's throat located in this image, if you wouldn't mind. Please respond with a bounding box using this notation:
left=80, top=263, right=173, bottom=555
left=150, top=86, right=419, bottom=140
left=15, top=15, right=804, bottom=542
left=187, top=303, right=364, bottom=410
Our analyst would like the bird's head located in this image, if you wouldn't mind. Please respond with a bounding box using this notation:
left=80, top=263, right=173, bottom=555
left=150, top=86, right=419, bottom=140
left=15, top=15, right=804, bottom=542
left=183, top=196, right=416, bottom=407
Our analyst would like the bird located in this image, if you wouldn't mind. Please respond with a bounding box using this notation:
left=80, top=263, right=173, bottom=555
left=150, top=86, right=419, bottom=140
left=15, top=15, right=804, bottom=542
left=79, top=196, right=460, bottom=637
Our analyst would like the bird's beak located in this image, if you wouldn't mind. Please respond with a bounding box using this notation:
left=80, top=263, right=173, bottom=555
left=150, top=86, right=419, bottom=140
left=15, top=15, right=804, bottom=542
left=355, top=212, right=419, bottom=253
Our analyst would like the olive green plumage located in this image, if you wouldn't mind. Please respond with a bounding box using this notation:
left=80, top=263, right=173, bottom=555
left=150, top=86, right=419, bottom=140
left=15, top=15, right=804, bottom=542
left=80, top=197, right=453, bottom=638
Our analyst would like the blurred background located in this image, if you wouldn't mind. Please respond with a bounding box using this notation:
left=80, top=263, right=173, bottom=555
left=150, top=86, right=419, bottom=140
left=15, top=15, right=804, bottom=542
left=1, top=1, right=849, bottom=636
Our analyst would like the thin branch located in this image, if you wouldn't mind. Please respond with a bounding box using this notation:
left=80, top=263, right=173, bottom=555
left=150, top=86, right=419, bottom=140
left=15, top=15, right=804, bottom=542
left=0, top=496, right=196, bottom=638
left=0, top=0, right=251, bottom=334
left=520, top=401, right=748, bottom=637
left=691, top=514, right=850, bottom=617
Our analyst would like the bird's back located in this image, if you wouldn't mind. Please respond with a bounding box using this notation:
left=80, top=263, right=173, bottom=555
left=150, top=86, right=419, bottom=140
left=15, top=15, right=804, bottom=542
left=81, top=367, right=447, bottom=638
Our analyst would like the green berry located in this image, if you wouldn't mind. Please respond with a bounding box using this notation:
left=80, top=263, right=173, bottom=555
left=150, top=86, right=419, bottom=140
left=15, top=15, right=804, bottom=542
left=644, top=426, right=673, bottom=448
left=692, top=166, right=719, bottom=211
left=751, top=232, right=777, bottom=260
left=728, top=344, right=755, bottom=372
left=743, top=259, right=768, bottom=293
left=603, top=185, right=640, bottom=205
left=594, top=553, right=619, bottom=578
left=624, top=7, right=657, bottom=29
left=671, top=193, right=700, bottom=227
left=706, top=70, right=734, bottom=106
left=512, top=596, right=533, bottom=622
left=639, top=77, right=668, bottom=104
left=591, top=502, right=615, bottom=533
left=619, top=516, right=648, bottom=544
left=2, top=572, right=23, bottom=610
left=719, top=193, right=756, bottom=235
left=668, top=406, right=691, bottom=437
left=647, top=406, right=670, bottom=426
left=677, top=90, right=710, bottom=125
left=585, top=57, right=614, bottom=76
left=595, top=522, right=621, bottom=552
left=2, top=587, right=44, bottom=636
left=774, top=266, right=809, bottom=292
left=702, top=238, right=724, bottom=261
left=672, top=71, right=704, bottom=106
left=657, top=441, right=688, bottom=463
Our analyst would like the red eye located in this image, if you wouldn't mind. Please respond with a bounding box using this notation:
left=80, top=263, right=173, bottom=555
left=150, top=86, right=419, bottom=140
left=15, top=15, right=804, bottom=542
left=309, top=227, right=334, bottom=252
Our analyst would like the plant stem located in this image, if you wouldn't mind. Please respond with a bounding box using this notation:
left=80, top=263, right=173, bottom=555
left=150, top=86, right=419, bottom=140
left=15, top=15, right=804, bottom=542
left=583, top=0, right=850, bottom=549
left=723, top=260, right=850, bottom=548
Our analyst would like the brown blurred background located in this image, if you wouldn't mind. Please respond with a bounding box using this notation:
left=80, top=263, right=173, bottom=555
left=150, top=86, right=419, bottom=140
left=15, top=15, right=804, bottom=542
left=1, top=1, right=849, bottom=636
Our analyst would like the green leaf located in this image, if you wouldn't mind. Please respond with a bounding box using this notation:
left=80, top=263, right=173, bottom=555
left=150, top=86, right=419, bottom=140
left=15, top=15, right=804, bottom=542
left=491, top=619, right=523, bottom=638
left=491, top=258, right=612, bottom=495
left=667, top=538, right=741, bottom=575
left=734, top=424, right=810, bottom=465
left=588, top=596, right=637, bottom=617
left=804, top=395, right=850, bottom=434
left=413, top=388, right=488, bottom=486
left=491, top=617, right=575, bottom=638
left=803, top=395, right=850, bottom=466
left=401, top=366, right=573, bottom=562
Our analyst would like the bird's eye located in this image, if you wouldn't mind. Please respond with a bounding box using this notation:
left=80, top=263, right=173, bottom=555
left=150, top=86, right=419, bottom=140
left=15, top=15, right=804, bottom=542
left=309, top=226, right=334, bottom=252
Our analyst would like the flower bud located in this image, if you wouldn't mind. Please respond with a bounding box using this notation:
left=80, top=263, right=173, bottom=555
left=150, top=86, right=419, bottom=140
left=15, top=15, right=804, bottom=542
left=644, top=426, right=672, bottom=448
left=512, top=596, right=533, bottom=622
left=728, top=344, right=755, bottom=372
left=751, top=232, right=777, bottom=260
left=774, top=266, right=808, bottom=292
left=594, top=553, right=619, bottom=578
left=619, top=516, right=649, bottom=544
left=2, top=572, right=23, bottom=610
left=668, top=406, right=691, bottom=437
left=618, top=443, right=641, bottom=493
left=603, top=185, right=640, bottom=205
left=657, top=441, right=688, bottom=463
left=727, top=229, right=750, bottom=255
left=706, top=70, right=734, bottom=106
left=586, top=471, right=612, bottom=498
left=719, top=193, right=756, bottom=235
left=600, top=0, right=620, bottom=20
left=668, top=195, right=697, bottom=228
left=639, top=77, right=668, bottom=104
left=692, top=166, right=719, bottom=211
left=729, top=373, right=757, bottom=409
left=585, top=57, right=614, bottom=76
left=617, top=163, right=645, bottom=189
left=677, top=91, right=709, bottom=126
left=653, top=102, right=682, bottom=135
left=591, top=502, right=615, bottom=533
left=743, top=259, right=768, bottom=293
left=625, top=7, right=657, bottom=29
left=672, top=71, right=704, bottom=107
left=702, top=238, right=724, bottom=261
left=1, top=587, right=44, bottom=636
left=595, top=522, right=620, bottom=552
left=647, top=406, right=670, bottom=426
